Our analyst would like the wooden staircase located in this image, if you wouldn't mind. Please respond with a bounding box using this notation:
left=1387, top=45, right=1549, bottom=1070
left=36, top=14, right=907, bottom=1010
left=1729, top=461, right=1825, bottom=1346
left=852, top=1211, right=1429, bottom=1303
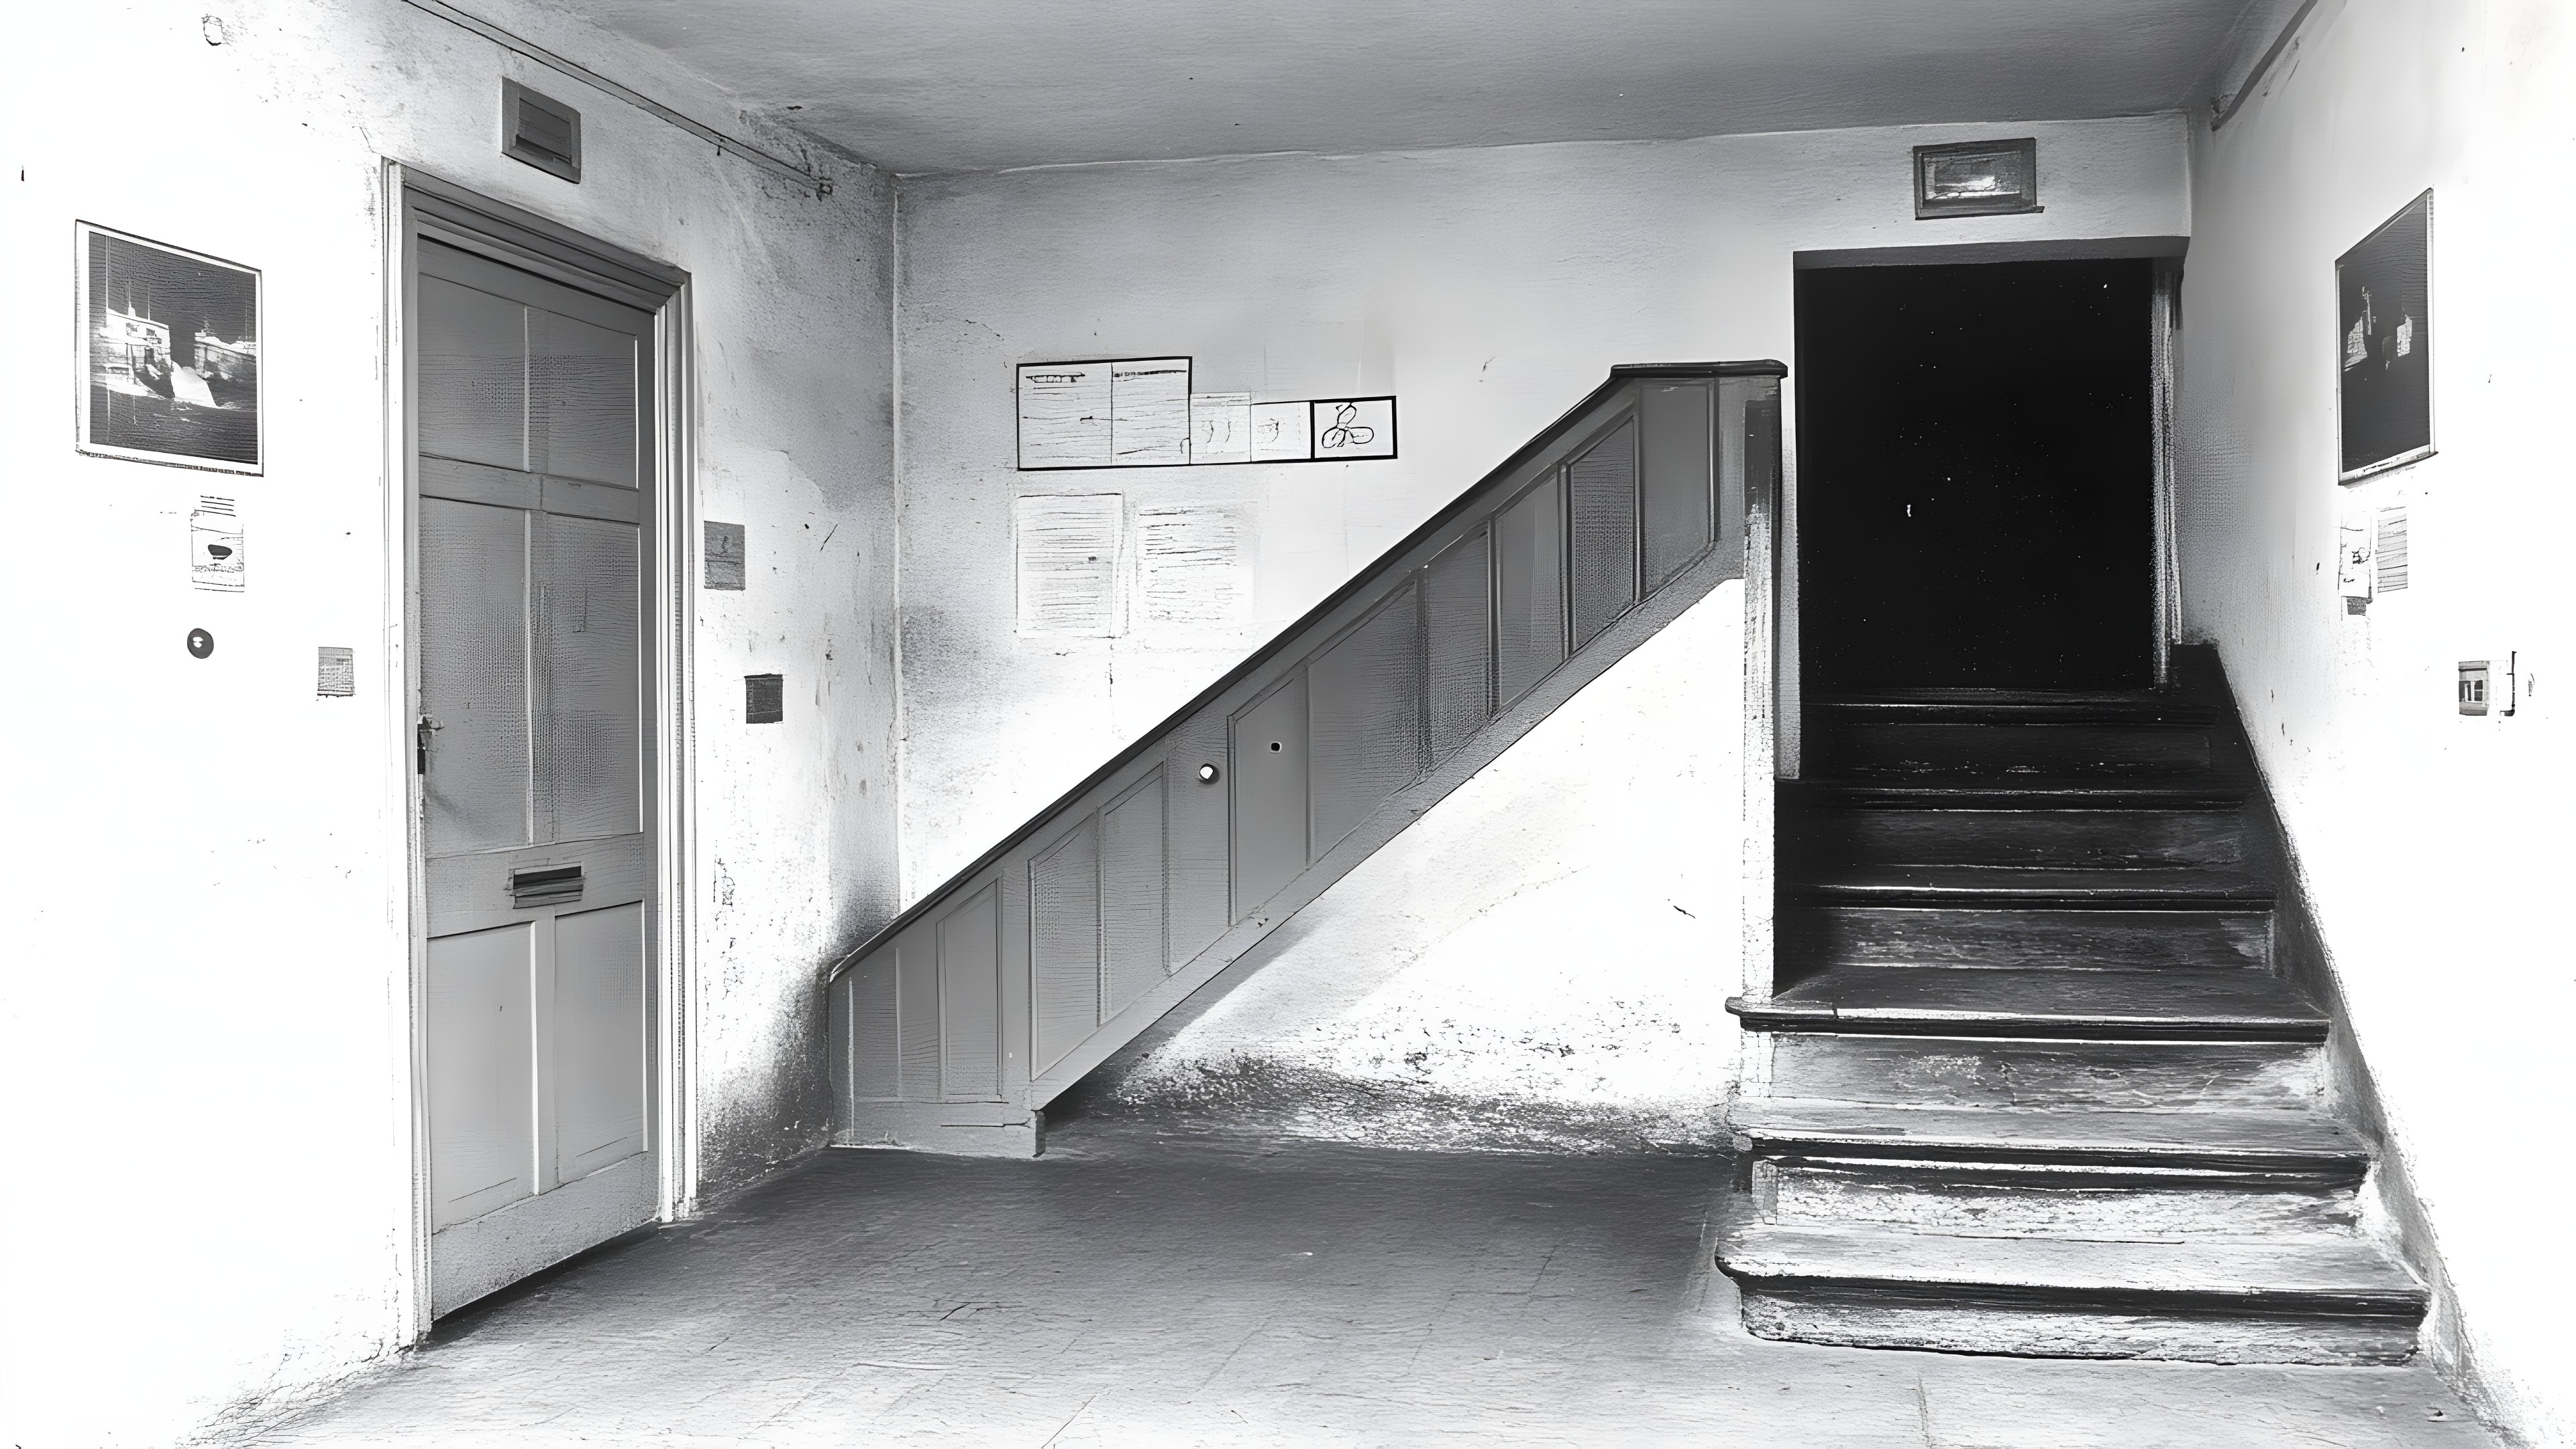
left=1717, top=654, right=2426, bottom=1364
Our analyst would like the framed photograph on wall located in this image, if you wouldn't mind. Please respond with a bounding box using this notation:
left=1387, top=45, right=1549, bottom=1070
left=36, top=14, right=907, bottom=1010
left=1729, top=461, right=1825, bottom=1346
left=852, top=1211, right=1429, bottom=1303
left=74, top=223, right=263, bottom=474
left=2337, top=191, right=2433, bottom=483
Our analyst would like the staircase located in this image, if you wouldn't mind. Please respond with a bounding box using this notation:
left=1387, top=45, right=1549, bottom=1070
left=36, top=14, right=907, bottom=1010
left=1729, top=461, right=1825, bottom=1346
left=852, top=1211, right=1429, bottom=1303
left=828, top=364, right=1784, bottom=1153
left=1717, top=653, right=2428, bottom=1364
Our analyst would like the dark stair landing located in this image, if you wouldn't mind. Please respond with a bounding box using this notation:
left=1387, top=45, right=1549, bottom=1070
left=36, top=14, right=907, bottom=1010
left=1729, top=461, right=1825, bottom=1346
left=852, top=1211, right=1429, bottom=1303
left=1717, top=649, right=2426, bottom=1364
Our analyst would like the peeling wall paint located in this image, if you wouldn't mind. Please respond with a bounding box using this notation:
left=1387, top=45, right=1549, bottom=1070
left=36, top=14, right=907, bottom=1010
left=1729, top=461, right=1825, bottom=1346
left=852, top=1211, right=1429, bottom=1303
left=1080, top=581, right=1748, bottom=1152
left=2179, top=0, right=2576, bottom=1440
left=0, top=1, right=897, bottom=1443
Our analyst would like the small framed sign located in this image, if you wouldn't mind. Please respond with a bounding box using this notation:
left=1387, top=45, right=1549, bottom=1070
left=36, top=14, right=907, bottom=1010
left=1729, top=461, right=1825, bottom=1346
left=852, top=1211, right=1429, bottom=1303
left=75, top=223, right=262, bottom=473
left=2337, top=191, right=2434, bottom=483
left=1912, top=139, right=2042, bottom=220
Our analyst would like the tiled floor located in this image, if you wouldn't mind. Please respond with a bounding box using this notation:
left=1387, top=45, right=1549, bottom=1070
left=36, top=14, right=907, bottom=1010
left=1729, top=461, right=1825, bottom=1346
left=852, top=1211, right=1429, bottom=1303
left=240, top=1127, right=2494, bottom=1448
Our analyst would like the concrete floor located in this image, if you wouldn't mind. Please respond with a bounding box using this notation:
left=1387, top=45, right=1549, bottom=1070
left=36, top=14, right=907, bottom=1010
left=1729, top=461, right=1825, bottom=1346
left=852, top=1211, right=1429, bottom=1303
left=243, top=1125, right=2495, bottom=1448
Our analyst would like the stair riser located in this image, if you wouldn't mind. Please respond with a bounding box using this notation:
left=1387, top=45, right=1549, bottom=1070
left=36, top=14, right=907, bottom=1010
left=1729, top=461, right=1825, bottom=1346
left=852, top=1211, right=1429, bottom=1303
left=1754, top=1161, right=2359, bottom=1240
left=1790, top=809, right=2245, bottom=870
left=1805, top=722, right=2215, bottom=777
left=1735, top=1293, right=2420, bottom=1365
left=1768, top=1034, right=2321, bottom=1109
left=1781, top=906, right=2271, bottom=972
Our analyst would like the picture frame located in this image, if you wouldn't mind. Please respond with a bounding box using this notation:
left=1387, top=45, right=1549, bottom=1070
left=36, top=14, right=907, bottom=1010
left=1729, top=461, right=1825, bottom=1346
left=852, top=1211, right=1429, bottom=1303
left=74, top=222, right=263, bottom=474
left=1911, top=138, right=2042, bottom=220
left=2336, top=190, right=2434, bottom=484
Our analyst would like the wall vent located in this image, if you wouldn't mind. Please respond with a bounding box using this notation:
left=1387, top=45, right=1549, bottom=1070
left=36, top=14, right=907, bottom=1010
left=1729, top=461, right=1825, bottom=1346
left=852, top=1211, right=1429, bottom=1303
left=502, top=80, right=582, bottom=182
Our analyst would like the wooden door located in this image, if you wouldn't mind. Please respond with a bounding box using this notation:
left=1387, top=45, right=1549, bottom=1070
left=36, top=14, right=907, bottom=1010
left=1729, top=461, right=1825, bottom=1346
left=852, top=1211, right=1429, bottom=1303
left=413, top=238, right=657, bottom=1316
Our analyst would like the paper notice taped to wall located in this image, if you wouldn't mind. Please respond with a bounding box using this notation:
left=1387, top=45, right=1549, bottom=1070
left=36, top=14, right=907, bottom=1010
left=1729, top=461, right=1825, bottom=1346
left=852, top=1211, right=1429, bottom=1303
left=1134, top=505, right=1250, bottom=641
left=1190, top=392, right=1253, bottom=465
left=1014, top=492, right=1124, bottom=637
left=1110, top=358, right=1191, bottom=466
left=191, top=496, right=244, bottom=592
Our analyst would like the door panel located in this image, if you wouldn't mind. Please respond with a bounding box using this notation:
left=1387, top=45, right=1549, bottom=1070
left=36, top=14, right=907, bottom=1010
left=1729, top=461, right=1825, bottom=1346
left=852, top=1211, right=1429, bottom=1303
left=535, top=513, right=643, bottom=843
left=417, top=232, right=659, bottom=1316
left=1230, top=674, right=1309, bottom=917
left=528, top=307, right=639, bottom=486
left=417, top=275, right=528, bottom=470
left=1494, top=476, right=1566, bottom=704
left=552, top=902, right=647, bottom=1182
left=419, top=498, right=533, bottom=856
left=427, top=923, right=535, bottom=1230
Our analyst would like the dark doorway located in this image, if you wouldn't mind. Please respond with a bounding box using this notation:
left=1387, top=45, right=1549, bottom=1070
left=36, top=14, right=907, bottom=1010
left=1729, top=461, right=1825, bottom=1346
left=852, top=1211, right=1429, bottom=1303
left=1796, top=258, right=2155, bottom=692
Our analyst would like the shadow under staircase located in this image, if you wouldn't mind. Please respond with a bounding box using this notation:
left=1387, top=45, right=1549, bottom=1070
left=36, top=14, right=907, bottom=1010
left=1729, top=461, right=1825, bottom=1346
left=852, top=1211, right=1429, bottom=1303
left=827, top=363, right=1785, bottom=1154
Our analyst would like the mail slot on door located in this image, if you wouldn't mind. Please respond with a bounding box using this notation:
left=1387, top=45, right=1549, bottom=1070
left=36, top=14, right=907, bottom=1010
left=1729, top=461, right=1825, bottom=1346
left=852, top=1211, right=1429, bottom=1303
left=511, top=864, right=585, bottom=908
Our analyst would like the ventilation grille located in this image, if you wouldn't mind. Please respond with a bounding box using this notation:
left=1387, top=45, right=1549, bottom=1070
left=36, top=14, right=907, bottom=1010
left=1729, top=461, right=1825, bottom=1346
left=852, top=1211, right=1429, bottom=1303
left=502, top=80, right=582, bottom=183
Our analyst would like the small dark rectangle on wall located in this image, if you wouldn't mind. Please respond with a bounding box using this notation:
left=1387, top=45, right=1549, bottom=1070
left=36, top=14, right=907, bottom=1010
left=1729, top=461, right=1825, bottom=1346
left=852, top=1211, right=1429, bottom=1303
left=502, top=79, right=582, bottom=182
left=745, top=673, right=785, bottom=724
left=1913, top=138, right=2041, bottom=219
left=704, top=520, right=746, bottom=590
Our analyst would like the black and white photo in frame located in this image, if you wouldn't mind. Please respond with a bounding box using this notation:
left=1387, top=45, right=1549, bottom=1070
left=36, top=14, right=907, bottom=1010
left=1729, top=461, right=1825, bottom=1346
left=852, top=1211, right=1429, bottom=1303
left=2336, top=190, right=2433, bottom=482
left=76, top=223, right=262, bottom=473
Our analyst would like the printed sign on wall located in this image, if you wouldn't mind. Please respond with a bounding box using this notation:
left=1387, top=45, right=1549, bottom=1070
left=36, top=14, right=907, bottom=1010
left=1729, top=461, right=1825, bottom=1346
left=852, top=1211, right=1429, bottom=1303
left=1016, top=356, right=1395, bottom=470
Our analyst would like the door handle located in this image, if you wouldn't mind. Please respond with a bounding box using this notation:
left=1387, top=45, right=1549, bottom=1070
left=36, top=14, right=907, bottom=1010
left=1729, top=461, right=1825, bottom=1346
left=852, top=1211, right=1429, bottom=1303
left=416, top=715, right=443, bottom=775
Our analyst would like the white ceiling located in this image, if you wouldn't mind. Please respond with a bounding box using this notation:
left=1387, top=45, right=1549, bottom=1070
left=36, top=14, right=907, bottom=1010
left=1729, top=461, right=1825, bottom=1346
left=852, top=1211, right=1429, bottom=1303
left=576, top=0, right=2258, bottom=176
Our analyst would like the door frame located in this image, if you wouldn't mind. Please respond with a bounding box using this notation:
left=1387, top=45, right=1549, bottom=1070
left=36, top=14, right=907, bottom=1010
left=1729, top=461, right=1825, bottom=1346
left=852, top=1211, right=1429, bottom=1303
left=1777, top=235, right=2190, bottom=775
left=382, top=163, right=698, bottom=1338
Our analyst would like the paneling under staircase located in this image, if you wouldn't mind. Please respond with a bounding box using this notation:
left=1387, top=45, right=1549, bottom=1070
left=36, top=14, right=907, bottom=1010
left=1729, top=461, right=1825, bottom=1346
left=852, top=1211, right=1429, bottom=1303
left=1717, top=655, right=2428, bottom=1364
left=827, top=364, right=1785, bottom=1154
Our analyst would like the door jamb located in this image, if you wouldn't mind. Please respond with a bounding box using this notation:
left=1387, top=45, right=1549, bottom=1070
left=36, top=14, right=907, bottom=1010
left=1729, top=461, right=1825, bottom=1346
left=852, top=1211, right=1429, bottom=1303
left=383, top=162, right=698, bottom=1341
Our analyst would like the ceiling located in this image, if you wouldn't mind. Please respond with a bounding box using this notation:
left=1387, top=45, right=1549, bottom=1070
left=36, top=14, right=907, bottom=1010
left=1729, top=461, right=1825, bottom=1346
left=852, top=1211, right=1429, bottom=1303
left=574, top=0, right=2259, bottom=176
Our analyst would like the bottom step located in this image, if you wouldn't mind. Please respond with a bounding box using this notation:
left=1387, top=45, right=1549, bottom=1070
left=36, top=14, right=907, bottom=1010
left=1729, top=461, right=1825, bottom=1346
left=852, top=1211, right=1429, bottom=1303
left=1717, top=1221, right=2424, bottom=1365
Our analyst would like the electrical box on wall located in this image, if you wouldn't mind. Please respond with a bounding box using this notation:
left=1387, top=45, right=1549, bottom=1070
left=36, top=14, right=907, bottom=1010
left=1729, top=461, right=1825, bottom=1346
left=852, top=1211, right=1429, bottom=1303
left=2458, top=660, right=2489, bottom=715
left=2459, top=654, right=2519, bottom=717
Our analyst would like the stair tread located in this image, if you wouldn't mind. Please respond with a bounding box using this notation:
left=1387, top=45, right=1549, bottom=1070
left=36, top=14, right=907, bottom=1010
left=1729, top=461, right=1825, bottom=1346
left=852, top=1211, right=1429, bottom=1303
left=1719, top=1220, right=2424, bottom=1306
left=1756, top=965, right=2322, bottom=1028
left=1790, top=865, right=2274, bottom=904
left=1729, top=1099, right=2364, bottom=1161
left=1785, top=777, right=2249, bottom=806
left=1809, top=695, right=2220, bottom=726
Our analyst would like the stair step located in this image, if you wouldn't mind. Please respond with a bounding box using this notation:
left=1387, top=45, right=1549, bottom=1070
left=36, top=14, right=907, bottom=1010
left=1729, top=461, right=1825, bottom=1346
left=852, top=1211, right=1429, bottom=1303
left=1786, top=777, right=2250, bottom=807
left=1787, top=866, right=2275, bottom=910
left=1768, top=1034, right=2321, bottom=1109
left=1779, top=905, right=2272, bottom=972
left=1786, top=805, right=2246, bottom=871
left=1733, top=965, right=2326, bottom=1041
left=1805, top=720, right=2219, bottom=778
left=1809, top=694, right=2221, bottom=726
left=1727, top=1100, right=2366, bottom=1176
left=1754, top=1158, right=2360, bottom=1241
left=1718, top=1220, right=2426, bottom=1364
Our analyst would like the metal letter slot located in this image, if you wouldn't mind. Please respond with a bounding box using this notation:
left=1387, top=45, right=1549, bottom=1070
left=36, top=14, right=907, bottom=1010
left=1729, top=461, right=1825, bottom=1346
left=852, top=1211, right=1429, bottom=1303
left=511, top=864, right=585, bottom=908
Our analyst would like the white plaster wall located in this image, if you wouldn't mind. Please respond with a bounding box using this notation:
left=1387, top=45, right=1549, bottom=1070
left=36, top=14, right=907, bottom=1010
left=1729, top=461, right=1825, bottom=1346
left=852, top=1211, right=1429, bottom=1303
left=2178, top=1, right=2576, bottom=1441
left=0, top=2, right=896, bottom=1443
left=894, top=113, right=2193, bottom=898
left=1103, top=580, right=1748, bottom=1151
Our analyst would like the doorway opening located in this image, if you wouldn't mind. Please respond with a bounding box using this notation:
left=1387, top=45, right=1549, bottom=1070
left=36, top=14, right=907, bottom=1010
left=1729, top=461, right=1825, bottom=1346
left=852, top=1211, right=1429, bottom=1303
left=1794, top=258, right=2163, bottom=694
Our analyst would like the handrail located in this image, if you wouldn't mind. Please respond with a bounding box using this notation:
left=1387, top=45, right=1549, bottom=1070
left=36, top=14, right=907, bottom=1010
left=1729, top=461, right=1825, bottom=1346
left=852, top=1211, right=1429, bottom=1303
left=831, top=360, right=1784, bottom=982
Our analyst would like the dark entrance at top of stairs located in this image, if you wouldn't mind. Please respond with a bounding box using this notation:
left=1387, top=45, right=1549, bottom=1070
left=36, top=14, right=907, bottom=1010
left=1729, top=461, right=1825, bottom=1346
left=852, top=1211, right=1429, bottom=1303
left=1718, top=645, right=2427, bottom=1364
